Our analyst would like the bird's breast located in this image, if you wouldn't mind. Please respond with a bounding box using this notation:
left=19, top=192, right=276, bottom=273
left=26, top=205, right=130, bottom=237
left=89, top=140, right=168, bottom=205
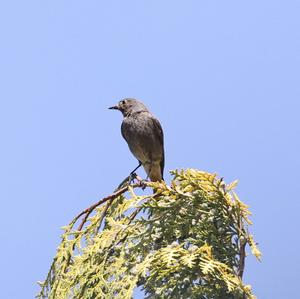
left=121, top=115, right=163, bottom=163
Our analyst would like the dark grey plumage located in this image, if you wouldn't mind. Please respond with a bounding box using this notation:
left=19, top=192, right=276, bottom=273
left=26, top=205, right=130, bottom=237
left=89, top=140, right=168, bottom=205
left=109, top=98, right=164, bottom=181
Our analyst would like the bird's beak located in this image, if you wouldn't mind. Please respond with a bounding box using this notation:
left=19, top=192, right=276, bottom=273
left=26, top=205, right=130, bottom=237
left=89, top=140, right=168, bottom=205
left=109, top=104, right=119, bottom=110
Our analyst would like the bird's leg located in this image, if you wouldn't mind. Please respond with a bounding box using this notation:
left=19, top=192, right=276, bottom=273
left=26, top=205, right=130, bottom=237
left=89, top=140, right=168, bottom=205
left=130, top=161, right=142, bottom=175
left=129, top=161, right=142, bottom=183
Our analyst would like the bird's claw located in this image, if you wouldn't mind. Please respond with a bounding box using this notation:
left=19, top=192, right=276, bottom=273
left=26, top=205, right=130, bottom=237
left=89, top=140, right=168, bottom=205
left=139, top=179, right=148, bottom=190
left=129, top=172, right=137, bottom=183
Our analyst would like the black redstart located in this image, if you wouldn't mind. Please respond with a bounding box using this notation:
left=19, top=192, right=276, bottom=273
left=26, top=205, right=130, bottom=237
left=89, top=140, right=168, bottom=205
left=109, top=98, right=164, bottom=182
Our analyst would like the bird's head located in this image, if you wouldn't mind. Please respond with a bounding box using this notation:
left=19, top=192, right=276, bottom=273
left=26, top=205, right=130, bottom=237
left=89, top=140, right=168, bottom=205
left=109, top=98, right=148, bottom=117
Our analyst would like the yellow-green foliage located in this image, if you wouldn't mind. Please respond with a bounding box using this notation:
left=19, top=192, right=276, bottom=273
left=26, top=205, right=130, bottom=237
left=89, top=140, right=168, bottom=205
left=37, top=169, right=261, bottom=299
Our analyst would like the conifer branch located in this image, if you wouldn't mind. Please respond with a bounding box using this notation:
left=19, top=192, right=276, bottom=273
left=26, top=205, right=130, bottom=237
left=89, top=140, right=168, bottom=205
left=75, top=174, right=146, bottom=231
left=37, top=169, right=261, bottom=299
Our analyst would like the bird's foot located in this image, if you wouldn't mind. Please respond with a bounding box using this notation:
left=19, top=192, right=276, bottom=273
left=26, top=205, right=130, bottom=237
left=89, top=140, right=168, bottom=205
left=129, top=172, right=148, bottom=189
left=129, top=172, right=137, bottom=183
left=139, top=179, right=147, bottom=190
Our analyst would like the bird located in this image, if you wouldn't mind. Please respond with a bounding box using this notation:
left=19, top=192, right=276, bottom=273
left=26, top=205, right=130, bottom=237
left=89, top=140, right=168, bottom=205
left=109, top=98, right=164, bottom=182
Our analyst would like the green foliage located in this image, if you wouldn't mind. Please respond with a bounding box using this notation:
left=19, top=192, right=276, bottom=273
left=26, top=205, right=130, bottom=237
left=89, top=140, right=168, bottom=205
left=37, top=169, right=261, bottom=299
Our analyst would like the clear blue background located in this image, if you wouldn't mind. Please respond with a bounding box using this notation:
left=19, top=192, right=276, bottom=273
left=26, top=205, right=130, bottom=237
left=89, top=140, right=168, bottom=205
left=1, top=1, right=299, bottom=298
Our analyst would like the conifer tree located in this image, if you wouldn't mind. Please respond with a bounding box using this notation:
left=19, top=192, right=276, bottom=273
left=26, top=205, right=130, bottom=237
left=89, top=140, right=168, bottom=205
left=37, top=169, right=261, bottom=299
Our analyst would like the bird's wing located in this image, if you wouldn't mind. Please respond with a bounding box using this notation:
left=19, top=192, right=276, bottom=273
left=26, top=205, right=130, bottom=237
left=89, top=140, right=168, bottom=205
left=151, top=116, right=165, bottom=179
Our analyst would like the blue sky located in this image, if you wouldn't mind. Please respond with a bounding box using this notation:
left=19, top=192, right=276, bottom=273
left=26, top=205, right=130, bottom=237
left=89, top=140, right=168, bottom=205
left=0, top=1, right=299, bottom=298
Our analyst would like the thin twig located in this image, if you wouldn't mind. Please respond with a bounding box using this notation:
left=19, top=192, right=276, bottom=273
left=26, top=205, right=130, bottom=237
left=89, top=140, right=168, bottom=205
left=238, top=239, right=246, bottom=278
left=75, top=174, right=148, bottom=231
left=95, top=200, right=113, bottom=234
left=77, top=184, right=131, bottom=231
left=237, top=210, right=247, bottom=279
left=115, top=206, right=144, bottom=246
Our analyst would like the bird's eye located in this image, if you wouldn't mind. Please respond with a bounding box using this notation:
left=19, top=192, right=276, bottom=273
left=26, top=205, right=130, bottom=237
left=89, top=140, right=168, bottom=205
left=120, top=100, right=126, bottom=105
